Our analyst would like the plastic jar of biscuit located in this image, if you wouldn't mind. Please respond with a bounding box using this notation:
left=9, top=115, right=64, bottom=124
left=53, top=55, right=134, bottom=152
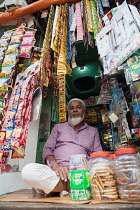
left=110, top=154, right=116, bottom=172
left=89, top=151, right=118, bottom=201
left=115, top=148, right=140, bottom=201
left=69, top=154, right=91, bottom=201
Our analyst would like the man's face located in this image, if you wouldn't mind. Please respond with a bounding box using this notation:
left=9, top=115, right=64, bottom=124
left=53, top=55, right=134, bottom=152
left=68, top=100, right=85, bottom=119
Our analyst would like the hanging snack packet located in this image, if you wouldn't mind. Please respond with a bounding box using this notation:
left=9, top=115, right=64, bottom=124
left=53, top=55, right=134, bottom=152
left=6, top=44, right=20, bottom=55
left=1, top=31, right=13, bottom=39
left=10, top=35, right=23, bottom=45
left=1, top=65, right=15, bottom=75
left=5, top=127, right=13, bottom=139
left=0, top=56, right=4, bottom=63
left=12, top=127, right=23, bottom=139
left=2, top=53, right=18, bottom=66
left=19, top=45, right=32, bottom=58
left=24, top=30, right=36, bottom=36
left=0, top=47, right=7, bottom=62
left=0, top=99, right=5, bottom=110
left=24, top=60, right=40, bottom=77
left=0, top=77, right=10, bottom=88
left=21, top=36, right=35, bottom=46
left=0, top=47, right=7, bottom=54
left=0, top=92, right=8, bottom=98
left=12, top=30, right=24, bottom=36
left=3, top=140, right=11, bottom=151
left=0, top=39, right=9, bottom=47
left=11, top=147, right=25, bottom=159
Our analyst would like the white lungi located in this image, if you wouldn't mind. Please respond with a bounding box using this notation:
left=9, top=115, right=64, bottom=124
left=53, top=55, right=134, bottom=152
left=22, top=163, right=60, bottom=194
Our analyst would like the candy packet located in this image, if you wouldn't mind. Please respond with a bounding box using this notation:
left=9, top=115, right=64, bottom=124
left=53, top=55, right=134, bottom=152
left=19, top=45, right=32, bottom=58
left=11, top=147, right=25, bottom=159
left=1, top=31, right=13, bottom=39
left=12, top=30, right=24, bottom=36
left=0, top=77, right=10, bottom=88
left=21, top=36, right=35, bottom=46
left=24, top=30, right=36, bottom=36
left=6, top=44, right=20, bottom=55
left=0, top=57, right=4, bottom=63
left=0, top=92, right=8, bottom=98
left=1, top=65, right=15, bottom=75
left=0, top=47, right=7, bottom=53
left=10, top=35, right=23, bottom=45
left=0, top=39, right=9, bottom=47
left=2, top=53, right=18, bottom=66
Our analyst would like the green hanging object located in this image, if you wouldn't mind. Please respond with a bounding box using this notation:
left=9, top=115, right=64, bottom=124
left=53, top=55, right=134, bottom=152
left=66, top=61, right=100, bottom=100
left=75, top=41, right=98, bottom=66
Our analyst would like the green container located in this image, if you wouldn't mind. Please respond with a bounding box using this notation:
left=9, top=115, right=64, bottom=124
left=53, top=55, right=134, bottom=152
left=70, top=170, right=91, bottom=189
left=66, top=61, right=100, bottom=99
left=69, top=154, right=91, bottom=201
left=70, top=189, right=91, bottom=201
left=70, top=170, right=91, bottom=201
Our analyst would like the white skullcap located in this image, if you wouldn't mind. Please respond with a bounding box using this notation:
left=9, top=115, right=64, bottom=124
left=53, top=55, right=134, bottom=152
left=67, top=98, right=86, bottom=109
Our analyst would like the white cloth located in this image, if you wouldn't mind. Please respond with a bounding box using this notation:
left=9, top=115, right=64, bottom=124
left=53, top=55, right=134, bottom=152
left=21, top=163, right=60, bottom=194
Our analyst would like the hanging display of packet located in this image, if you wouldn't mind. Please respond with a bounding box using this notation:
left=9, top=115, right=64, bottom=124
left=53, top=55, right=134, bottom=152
left=96, top=2, right=140, bottom=75
left=1, top=61, right=40, bottom=154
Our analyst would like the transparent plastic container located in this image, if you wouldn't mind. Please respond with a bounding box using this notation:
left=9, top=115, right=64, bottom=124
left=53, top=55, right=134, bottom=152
left=69, top=154, right=91, bottom=201
left=115, top=148, right=140, bottom=201
left=89, top=151, right=118, bottom=201
left=109, top=154, right=116, bottom=172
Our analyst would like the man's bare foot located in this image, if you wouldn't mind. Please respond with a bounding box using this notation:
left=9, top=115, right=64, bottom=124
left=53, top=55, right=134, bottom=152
left=60, top=190, right=70, bottom=197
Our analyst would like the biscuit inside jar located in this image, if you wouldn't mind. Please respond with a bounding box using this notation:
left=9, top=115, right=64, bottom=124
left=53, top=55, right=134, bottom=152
left=91, top=168, right=118, bottom=201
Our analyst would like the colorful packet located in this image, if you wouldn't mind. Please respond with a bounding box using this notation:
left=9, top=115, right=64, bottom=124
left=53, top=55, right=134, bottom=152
left=2, top=53, right=18, bottom=66
left=0, top=47, right=7, bottom=53
left=1, top=31, right=13, bottom=39
left=5, top=128, right=13, bottom=139
left=1, top=65, right=15, bottom=75
left=10, top=35, right=23, bottom=45
left=12, top=30, right=24, bottom=36
left=24, top=30, right=36, bottom=36
left=0, top=39, right=9, bottom=47
left=19, top=45, right=32, bottom=58
left=3, top=140, right=11, bottom=151
left=0, top=92, right=7, bottom=98
left=0, top=47, right=7, bottom=62
left=0, top=57, right=4, bottom=63
left=6, top=44, right=20, bottom=55
left=21, top=36, right=35, bottom=46
left=11, top=147, right=25, bottom=159
left=0, top=77, right=10, bottom=88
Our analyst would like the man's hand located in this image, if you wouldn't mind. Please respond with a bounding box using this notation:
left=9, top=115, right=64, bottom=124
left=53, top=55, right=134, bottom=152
left=46, top=156, right=69, bottom=182
left=54, top=166, right=69, bottom=182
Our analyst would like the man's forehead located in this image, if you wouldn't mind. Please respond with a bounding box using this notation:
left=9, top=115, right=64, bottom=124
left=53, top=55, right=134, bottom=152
left=69, top=100, right=82, bottom=106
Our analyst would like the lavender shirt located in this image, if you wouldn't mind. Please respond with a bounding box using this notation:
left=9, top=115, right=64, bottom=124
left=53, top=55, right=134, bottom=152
left=43, top=122, right=102, bottom=168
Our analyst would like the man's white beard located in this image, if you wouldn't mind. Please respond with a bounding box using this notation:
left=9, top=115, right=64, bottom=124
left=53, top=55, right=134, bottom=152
left=68, top=116, right=84, bottom=126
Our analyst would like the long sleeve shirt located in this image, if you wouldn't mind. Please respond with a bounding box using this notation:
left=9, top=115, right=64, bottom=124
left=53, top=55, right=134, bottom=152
left=42, top=122, right=102, bottom=168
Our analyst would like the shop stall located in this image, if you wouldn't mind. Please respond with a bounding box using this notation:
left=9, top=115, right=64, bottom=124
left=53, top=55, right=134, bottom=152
left=0, top=0, right=140, bottom=207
